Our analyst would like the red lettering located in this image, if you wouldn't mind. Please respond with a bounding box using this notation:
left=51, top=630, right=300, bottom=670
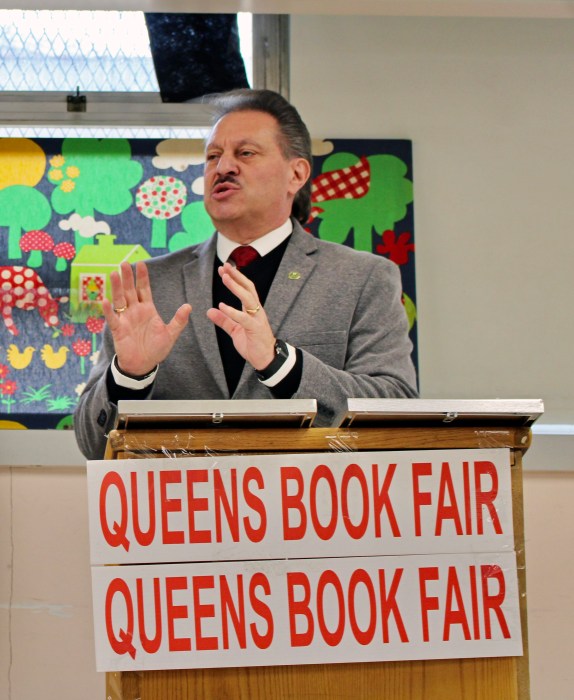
left=287, top=571, right=314, bottom=647
left=159, top=470, right=184, bottom=545
left=165, top=576, right=191, bottom=651
left=481, top=565, right=511, bottom=639
left=186, top=469, right=211, bottom=544
left=373, top=463, right=401, bottom=538
left=469, top=565, right=481, bottom=639
left=341, top=464, right=369, bottom=539
left=214, top=469, right=239, bottom=543
left=310, top=465, right=338, bottom=541
left=435, top=462, right=463, bottom=536
left=463, top=461, right=473, bottom=535
left=443, top=566, right=471, bottom=641
left=412, top=463, right=432, bottom=537
left=243, top=467, right=267, bottom=543
left=99, top=471, right=130, bottom=550
left=348, top=569, right=376, bottom=645
left=105, top=577, right=136, bottom=658
left=193, top=575, right=218, bottom=651
left=379, top=568, right=409, bottom=643
left=220, top=574, right=246, bottom=649
left=281, top=467, right=307, bottom=540
left=316, top=570, right=345, bottom=646
left=136, top=577, right=162, bottom=653
left=249, top=573, right=274, bottom=649
left=475, top=462, right=502, bottom=535
left=131, top=471, right=156, bottom=546
left=419, top=566, right=440, bottom=642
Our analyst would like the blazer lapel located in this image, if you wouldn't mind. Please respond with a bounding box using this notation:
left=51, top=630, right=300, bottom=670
left=264, top=222, right=318, bottom=334
left=182, top=235, right=229, bottom=395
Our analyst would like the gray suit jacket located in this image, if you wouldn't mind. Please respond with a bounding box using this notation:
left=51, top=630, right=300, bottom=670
left=74, top=220, right=418, bottom=458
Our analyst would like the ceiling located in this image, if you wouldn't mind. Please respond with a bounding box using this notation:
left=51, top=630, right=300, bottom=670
left=2, top=0, right=574, bottom=18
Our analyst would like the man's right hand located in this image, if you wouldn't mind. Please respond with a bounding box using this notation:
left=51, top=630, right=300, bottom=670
left=102, top=261, right=192, bottom=377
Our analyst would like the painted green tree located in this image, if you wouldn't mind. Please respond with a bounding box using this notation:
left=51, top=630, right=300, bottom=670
left=0, top=186, right=52, bottom=259
left=168, top=201, right=214, bottom=252
left=315, top=153, right=413, bottom=252
left=48, top=139, right=144, bottom=252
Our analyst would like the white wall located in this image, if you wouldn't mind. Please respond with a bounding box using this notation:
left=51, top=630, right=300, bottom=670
left=291, top=15, right=574, bottom=424
left=0, top=468, right=103, bottom=700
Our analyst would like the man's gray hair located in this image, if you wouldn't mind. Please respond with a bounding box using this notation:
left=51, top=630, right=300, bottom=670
left=206, top=89, right=313, bottom=225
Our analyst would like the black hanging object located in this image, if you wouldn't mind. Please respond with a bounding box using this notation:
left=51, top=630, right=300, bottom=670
left=144, top=13, right=250, bottom=103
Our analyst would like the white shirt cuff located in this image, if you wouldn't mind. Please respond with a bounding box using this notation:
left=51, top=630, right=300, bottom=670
left=110, top=355, right=158, bottom=390
left=258, top=343, right=297, bottom=388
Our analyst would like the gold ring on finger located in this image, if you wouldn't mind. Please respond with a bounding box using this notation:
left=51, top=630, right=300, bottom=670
left=245, top=305, right=261, bottom=315
left=113, top=305, right=127, bottom=313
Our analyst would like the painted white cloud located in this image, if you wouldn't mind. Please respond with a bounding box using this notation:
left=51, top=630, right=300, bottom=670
left=59, top=214, right=111, bottom=239
left=152, top=139, right=206, bottom=172
left=191, top=176, right=205, bottom=196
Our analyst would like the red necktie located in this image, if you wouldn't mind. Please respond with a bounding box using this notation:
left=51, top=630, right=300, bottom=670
left=229, top=245, right=260, bottom=269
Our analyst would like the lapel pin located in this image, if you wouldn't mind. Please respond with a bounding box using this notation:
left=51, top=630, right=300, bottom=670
left=288, top=271, right=301, bottom=280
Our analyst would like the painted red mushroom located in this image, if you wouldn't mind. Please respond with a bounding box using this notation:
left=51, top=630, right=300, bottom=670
left=53, top=241, right=76, bottom=271
left=20, top=230, right=55, bottom=268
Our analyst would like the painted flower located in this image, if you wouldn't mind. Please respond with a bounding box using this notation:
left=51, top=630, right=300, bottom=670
left=61, top=180, right=76, bottom=193
left=61, top=323, right=75, bottom=337
left=86, top=316, right=105, bottom=353
left=49, top=169, right=64, bottom=181
left=66, top=165, right=80, bottom=179
left=72, top=338, right=92, bottom=375
left=1, top=380, right=17, bottom=396
left=0, top=364, right=9, bottom=379
left=86, top=316, right=105, bottom=334
left=72, top=339, right=91, bottom=357
left=375, top=230, right=415, bottom=266
left=50, top=155, right=65, bottom=168
left=75, top=382, right=86, bottom=396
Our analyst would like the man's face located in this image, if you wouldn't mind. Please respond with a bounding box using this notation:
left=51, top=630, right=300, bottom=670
left=204, top=110, right=309, bottom=242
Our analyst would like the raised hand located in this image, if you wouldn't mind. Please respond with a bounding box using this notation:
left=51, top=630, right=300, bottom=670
left=102, top=261, right=192, bottom=376
left=206, top=262, right=275, bottom=371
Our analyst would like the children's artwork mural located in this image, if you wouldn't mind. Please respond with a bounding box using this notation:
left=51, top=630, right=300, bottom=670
left=0, top=136, right=416, bottom=429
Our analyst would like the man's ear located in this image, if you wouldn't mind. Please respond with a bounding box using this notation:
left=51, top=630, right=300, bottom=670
left=289, top=157, right=312, bottom=194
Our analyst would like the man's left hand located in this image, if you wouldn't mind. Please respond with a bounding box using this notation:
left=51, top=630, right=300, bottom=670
left=206, top=262, right=275, bottom=371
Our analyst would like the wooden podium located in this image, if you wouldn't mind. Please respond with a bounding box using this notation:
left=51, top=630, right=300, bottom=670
left=99, top=398, right=542, bottom=700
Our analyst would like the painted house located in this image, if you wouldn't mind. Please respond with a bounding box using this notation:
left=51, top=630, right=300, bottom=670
left=69, top=234, right=150, bottom=320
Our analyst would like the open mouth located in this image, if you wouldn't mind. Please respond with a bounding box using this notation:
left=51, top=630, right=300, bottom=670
left=212, top=178, right=240, bottom=199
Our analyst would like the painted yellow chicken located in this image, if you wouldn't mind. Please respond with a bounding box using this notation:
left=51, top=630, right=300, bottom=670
left=6, top=344, right=35, bottom=370
left=40, top=344, right=70, bottom=370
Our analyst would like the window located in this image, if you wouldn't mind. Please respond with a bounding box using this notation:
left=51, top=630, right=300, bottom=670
left=1, top=10, right=164, bottom=93
left=0, top=12, right=287, bottom=137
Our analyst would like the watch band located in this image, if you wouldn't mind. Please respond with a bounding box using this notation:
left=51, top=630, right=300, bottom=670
left=255, top=339, right=291, bottom=381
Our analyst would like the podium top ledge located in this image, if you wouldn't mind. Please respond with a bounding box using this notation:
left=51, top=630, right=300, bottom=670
left=116, top=398, right=318, bottom=430
left=337, top=398, right=544, bottom=428
left=115, top=397, right=543, bottom=432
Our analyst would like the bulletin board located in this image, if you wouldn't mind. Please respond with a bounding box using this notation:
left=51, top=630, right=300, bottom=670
left=0, top=137, right=416, bottom=429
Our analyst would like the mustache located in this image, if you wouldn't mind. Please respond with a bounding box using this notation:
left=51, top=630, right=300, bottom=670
left=213, top=174, right=240, bottom=188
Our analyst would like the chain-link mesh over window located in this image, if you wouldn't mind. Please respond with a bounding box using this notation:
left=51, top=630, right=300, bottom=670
left=0, top=10, right=252, bottom=95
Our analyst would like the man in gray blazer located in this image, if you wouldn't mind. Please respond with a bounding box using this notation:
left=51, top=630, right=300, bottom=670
left=74, top=89, right=417, bottom=459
